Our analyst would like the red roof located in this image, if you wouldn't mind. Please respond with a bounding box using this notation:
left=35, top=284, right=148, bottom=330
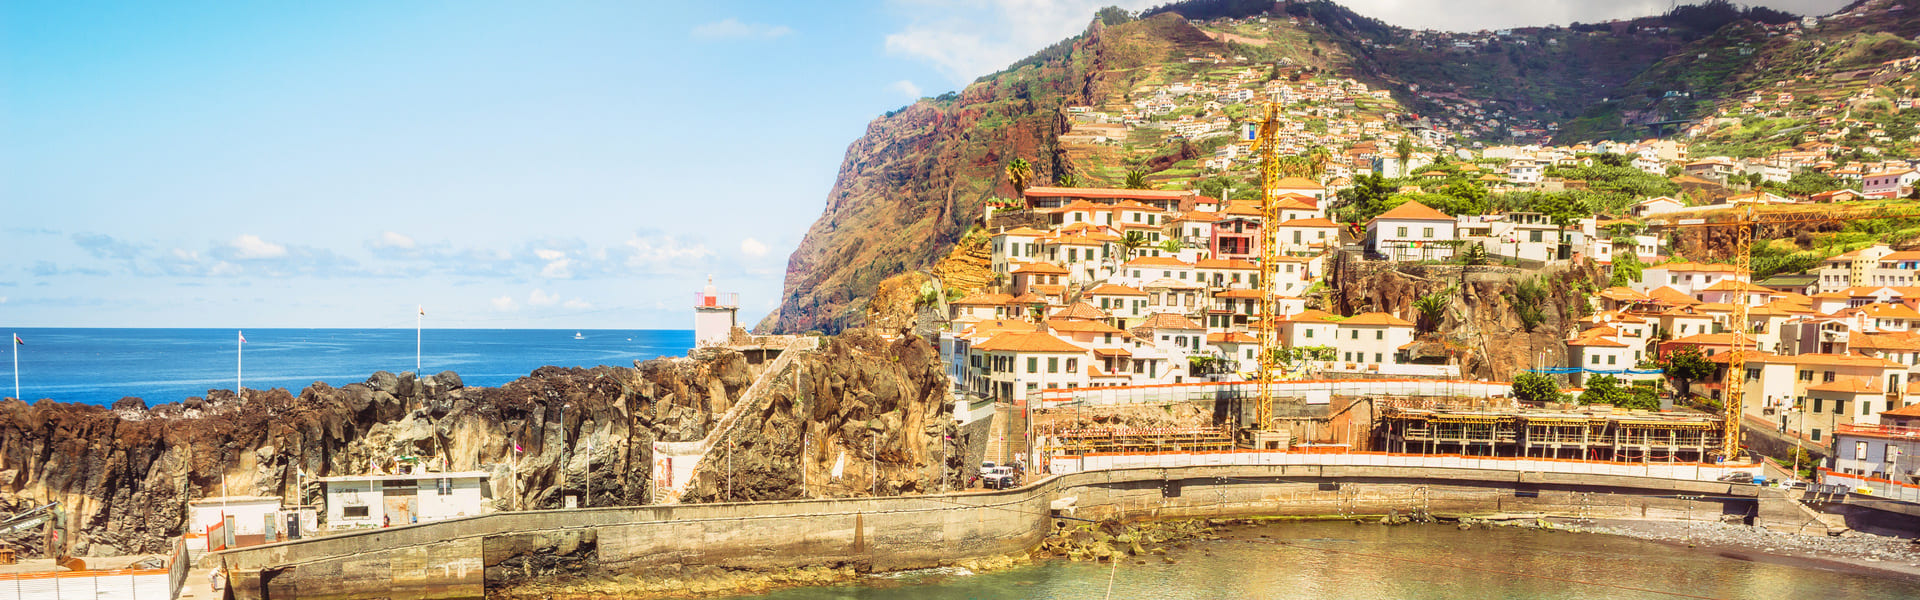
left=973, top=331, right=1088, bottom=353
left=1085, top=284, right=1148, bottom=297
left=1342, top=312, right=1413, bottom=327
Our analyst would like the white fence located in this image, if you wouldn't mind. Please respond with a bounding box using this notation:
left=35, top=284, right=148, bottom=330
left=1048, top=450, right=1760, bottom=484
left=1821, top=469, right=1920, bottom=504
left=1039, top=379, right=1513, bottom=409
left=0, top=571, right=172, bottom=600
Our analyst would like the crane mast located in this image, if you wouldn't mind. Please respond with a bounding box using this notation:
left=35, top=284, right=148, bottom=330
left=1721, top=208, right=1754, bottom=462
left=1251, top=101, right=1284, bottom=445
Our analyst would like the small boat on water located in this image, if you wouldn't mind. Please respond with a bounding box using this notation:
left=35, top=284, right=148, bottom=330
left=573, top=332, right=584, bottom=340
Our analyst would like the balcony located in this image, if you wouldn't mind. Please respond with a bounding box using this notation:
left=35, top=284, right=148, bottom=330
left=1837, top=423, right=1920, bottom=438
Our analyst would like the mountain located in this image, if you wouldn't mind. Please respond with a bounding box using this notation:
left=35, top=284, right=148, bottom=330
left=763, top=0, right=1920, bottom=334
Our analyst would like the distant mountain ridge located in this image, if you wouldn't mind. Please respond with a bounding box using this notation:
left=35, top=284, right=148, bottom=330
left=763, top=0, right=1920, bottom=334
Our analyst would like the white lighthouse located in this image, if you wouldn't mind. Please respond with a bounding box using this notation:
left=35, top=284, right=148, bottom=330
left=693, top=275, right=738, bottom=347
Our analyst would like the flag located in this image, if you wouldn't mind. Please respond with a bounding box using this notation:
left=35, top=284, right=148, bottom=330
left=513, top=442, right=523, bottom=453
left=418, top=305, right=425, bottom=316
left=11, top=334, right=20, bottom=346
left=238, top=331, right=247, bottom=344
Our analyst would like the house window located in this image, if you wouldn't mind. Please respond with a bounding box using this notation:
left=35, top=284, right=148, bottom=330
left=1530, top=231, right=1543, bottom=243
left=1423, top=227, right=1434, bottom=238
left=1591, top=355, right=1601, bottom=365
left=1048, top=357, right=1059, bottom=373
left=1306, top=329, right=1314, bottom=338
left=1375, top=353, right=1383, bottom=363
left=1812, top=429, right=1822, bottom=441
left=1027, top=357, right=1038, bottom=373
left=344, top=505, right=370, bottom=518
left=1350, top=330, right=1358, bottom=339
left=438, top=478, right=453, bottom=496
left=1375, top=330, right=1383, bottom=340
left=1824, top=371, right=1836, bottom=382
left=1814, top=399, right=1824, bottom=413
left=1608, top=355, right=1617, bottom=365
left=1857, top=441, right=1869, bottom=461
left=1799, top=370, right=1812, bottom=381
left=1746, top=368, right=1759, bottom=380
left=1835, top=399, right=1844, bottom=415
left=1397, top=226, right=1408, bottom=237
left=1066, top=358, right=1078, bottom=373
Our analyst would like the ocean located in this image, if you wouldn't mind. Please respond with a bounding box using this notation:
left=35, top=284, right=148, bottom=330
left=2, top=328, right=693, bottom=406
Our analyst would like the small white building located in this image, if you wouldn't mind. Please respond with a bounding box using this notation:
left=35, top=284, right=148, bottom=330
left=188, top=496, right=314, bottom=550
left=320, top=471, right=493, bottom=530
left=694, top=276, right=739, bottom=347
left=1366, top=201, right=1457, bottom=262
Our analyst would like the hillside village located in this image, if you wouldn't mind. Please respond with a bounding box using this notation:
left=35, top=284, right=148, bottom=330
left=935, top=35, right=1920, bottom=452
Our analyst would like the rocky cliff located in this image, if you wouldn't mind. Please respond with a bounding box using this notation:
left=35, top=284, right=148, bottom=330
left=0, top=333, right=950, bottom=557
left=764, top=14, right=1228, bottom=334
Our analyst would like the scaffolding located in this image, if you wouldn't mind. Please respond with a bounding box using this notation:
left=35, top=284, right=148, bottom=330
left=1043, top=426, right=1235, bottom=454
left=1378, top=407, right=1721, bottom=462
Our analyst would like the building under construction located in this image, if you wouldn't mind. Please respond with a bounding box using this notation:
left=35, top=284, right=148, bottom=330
left=1377, top=406, right=1723, bottom=462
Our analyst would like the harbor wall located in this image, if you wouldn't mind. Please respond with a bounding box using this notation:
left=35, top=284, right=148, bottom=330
left=217, top=463, right=1763, bottom=600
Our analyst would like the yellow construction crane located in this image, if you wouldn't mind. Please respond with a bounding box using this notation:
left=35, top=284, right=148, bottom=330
left=1249, top=101, right=1285, bottom=448
left=1666, top=206, right=1920, bottom=461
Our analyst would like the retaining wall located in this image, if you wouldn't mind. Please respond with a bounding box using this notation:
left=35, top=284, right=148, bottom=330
left=217, top=462, right=1765, bottom=600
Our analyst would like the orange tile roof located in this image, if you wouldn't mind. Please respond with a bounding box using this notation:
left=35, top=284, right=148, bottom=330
left=1193, top=258, right=1259, bottom=270
left=1656, top=261, right=1740, bottom=273
left=1273, top=177, right=1324, bottom=190
left=1369, top=200, right=1453, bottom=222
left=1013, top=262, right=1070, bottom=274
left=1700, top=279, right=1776, bottom=293
left=1092, top=347, right=1133, bottom=358
left=1176, top=211, right=1221, bottom=223
left=1134, top=312, right=1206, bottom=331
left=1049, top=302, right=1109, bottom=320
left=1085, top=283, right=1148, bottom=296
left=1648, top=286, right=1702, bottom=305
left=998, top=227, right=1049, bottom=236
left=1123, top=256, right=1192, bottom=268
left=1276, top=217, right=1340, bottom=227
left=1342, top=312, right=1414, bottom=327
left=972, top=331, right=1088, bottom=353
left=1567, top=328, right=1629, bottom=347
left=1209, top=332, right=1258, bottom=344
left=1808, top=377, right=1881, bottom=394
left=1047, top=318, right=1123, bottom=334
left=1598, top=287, right=1651, bottom=302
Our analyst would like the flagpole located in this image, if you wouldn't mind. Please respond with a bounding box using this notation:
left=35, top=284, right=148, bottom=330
left=237, top=330, right=243, bottom=401
left=416, top=305, right=423, bottom=374
left=11, top=333, right=18, bottom=401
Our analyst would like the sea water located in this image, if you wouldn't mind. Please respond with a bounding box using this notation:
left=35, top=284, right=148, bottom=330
left=3, top=328, right=692, bottom=406
left=727, top=521, right=1920, bottom=600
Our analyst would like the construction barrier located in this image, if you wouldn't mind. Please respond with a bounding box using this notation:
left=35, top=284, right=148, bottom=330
left=1046, top=449, right=1761, bottom=484
left=0, top=569, right=173, bottom=600
left=1819, top=468, right=1920, bottom=504
left=1038, top=379, right=1513, bottom=409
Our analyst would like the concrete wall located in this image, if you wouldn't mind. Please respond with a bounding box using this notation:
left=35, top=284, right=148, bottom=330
left=218, top=463, right=1763, bottom=600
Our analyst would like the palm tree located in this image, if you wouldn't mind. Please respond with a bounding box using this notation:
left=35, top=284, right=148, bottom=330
left=1394, top=136, right=1415, bottom=177
left=1006, top=158, right=1034, bottom=195
left=1119, top=230, right=1148, bottom=259
left=1056, top=171, right=1079, bottom=188
left=1305, top=145, right=1332, bottom=179
left=1124, top=168, right=1151, bottom=190
left=1278, top=155, right=1311, bottom=178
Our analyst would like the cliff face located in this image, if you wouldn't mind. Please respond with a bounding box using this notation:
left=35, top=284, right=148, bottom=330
left=0, top=333, right=948, bottom=557
left=763, top=14, right=1227, bottom=334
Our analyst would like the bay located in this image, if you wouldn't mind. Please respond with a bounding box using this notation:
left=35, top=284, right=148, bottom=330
left=2, top=328, right=692, bottom=406
left=728, top=521, right=1920, bottom=600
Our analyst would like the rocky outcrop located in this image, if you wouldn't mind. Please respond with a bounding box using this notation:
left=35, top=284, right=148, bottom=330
left=763, top=14, right=1228, bottom=335
left=0, top=333, right=949, bottom=557
left=1331, top=256, right=1607, bottom=379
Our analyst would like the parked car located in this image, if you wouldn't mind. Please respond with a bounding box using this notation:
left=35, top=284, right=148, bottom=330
left=982, top=466, right=1019, bottom=490
left=1716, top=471, right=1755, bottom=484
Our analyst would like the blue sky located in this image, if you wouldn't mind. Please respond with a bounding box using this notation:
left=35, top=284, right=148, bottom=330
left=2, top=0, right=1846, bottom=329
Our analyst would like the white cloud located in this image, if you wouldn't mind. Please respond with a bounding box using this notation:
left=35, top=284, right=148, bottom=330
left=529, top=289, right=560, bottom=306
left=229, top=234, right=287, bottom=259
left=691, top=18, right=794, bottom=40
left=534, top=249, right=565, bottom=261
left=563, top=299, right=593, bottom=310
left=491, top=296, right=519, bottom=312
left=889, top=80, right=922, bottom=98
left=624, top=235, right=712, bottom=268
left=374, top=231, right=415, bottom=249
left=0, top=296, right=7, bottom=304
left=539, top=259, right=573, bottom=279
left=740, top=237, right=770, bottom=258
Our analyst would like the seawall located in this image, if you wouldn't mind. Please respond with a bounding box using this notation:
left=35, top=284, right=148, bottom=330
left=217, top=463, right=1768, bottom=600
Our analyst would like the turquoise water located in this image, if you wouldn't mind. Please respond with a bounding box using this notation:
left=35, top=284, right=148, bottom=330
left=730, top=522, right=1920, bottom=599
left=2, top=327, right=692, bottom=405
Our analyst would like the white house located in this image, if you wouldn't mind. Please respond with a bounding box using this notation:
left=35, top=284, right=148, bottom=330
left=320, top=471, right=493, bottom=530
left=1366, top=200, right=1457, bottom=261
left=1332, top=312, right=1416, bottom=369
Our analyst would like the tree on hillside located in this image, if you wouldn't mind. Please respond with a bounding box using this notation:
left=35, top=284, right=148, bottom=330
left=1157, top=238, right=1182, bottom=254
left=1305, top=145, right=1332, bottom=179
left=1124, top=168, right=1150, bottom=190
left=1394, top=136, right=1415, bottom=177
left=1414, top=290, right=1450, bottom=332
left=1271, top=345, right=1337, bottom=377
left=1580, top=374, right=1628, bottom=406
left=1119, top=231, right=1149, bottom=259
left=1056, top=171, right=1079, bottom=188
left=1662, top=344, right=1717, bottom=399
left=1511, top=372, right=1565, bottom=404
left=1007, top=158, right=1034, bottom=195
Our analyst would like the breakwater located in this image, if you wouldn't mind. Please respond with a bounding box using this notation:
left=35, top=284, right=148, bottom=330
left=215, top=462, right=1785, bottom=600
